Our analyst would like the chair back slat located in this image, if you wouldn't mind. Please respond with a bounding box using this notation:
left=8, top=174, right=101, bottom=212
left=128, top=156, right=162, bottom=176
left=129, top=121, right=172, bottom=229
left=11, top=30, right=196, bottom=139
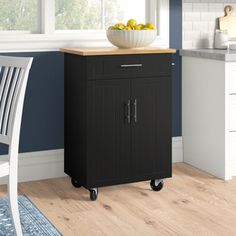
left=0, top=67, right=9, bottom=104
left=6, top=68, right=25, bottom=138
left=0, top=56, right=33, bottom=145
left=0, top=67, right=14, bottom=133
left=2, top=68, right=21, bottom=136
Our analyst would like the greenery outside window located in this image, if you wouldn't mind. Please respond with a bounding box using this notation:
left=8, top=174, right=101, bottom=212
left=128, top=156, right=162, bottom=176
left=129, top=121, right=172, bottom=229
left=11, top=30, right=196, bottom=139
left=0, top=0, right=169, bottom=52
left=0, top=0, right=39, bottom=32
left=55, top=0, right=146, bottom=31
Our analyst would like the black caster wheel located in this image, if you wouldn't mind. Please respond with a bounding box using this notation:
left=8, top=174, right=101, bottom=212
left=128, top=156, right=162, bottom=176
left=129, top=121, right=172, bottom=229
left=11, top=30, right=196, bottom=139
left=71, top=178, right=82, bottom=188
left=89, top=188, right=98, bottom=201
left=150, top=179, right=164, bottom=191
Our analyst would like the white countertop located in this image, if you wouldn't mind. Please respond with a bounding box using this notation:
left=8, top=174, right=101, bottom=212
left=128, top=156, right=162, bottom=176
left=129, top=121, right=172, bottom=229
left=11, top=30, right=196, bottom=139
left=180, top=49, right=236, bottom=62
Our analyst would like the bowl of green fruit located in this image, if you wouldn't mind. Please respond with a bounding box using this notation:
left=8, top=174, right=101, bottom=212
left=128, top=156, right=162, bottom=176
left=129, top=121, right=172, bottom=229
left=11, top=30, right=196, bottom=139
left=106, top=19, right=157, bottom=49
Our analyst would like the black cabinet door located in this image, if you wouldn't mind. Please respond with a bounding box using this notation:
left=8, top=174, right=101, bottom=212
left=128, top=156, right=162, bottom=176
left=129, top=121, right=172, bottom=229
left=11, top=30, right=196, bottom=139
left=131, top=77, right=172, bottom=178
left=87, top=79, right=131, bottom=186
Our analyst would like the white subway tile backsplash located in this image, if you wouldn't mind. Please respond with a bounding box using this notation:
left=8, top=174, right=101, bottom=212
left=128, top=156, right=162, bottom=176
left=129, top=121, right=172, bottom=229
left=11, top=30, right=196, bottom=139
left=183, top=41, right=193, bottom=49
left=231, top=4, right=236, bottom=9
left=183, top=0, right=234, bottom=49
left=184, top=12, right=201, bottom=21
left=183, top=3, right=193, bottom=11
left=216, top=0, right=228, bottom=3
left=200, top=12, right=216, bottom=21
left=184, top=31, right=201, bottom=40
left=184, top=0, right=200, bottom=3
left=208, top=3, right=224, bottom=12
left=193, top=3, right=209, bottom=11
left=203, top=0, right=216, bottom=3
left=193, top=21, right=209, bottom=31
left=183, top=22, right=193, bottom=31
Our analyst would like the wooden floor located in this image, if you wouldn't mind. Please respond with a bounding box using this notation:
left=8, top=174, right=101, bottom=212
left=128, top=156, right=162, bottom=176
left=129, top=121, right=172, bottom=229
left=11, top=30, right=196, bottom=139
left=1, top=163, right=236, bottom=236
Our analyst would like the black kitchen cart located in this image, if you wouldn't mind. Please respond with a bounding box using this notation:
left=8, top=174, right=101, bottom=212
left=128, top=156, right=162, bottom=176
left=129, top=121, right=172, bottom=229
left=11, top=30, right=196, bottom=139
left=61, top=47, right=176, bottom=201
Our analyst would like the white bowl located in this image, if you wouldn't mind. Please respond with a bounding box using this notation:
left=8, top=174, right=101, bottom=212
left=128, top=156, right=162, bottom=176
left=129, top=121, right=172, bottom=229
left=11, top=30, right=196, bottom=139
left=106, top=30, right=157, bottom=49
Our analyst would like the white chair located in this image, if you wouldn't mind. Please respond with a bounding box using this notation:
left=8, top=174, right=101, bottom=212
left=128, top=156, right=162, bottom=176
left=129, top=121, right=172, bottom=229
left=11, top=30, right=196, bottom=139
left=0, top=56, right=33, bottom=236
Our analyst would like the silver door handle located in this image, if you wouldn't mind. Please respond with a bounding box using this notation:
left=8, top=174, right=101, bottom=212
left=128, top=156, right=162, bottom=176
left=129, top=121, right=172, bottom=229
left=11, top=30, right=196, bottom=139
left=133, top=99, right=137, bottom=123
left=126, top=100, right=131, bottom=124
left=120, top=64, right=143, bottom=68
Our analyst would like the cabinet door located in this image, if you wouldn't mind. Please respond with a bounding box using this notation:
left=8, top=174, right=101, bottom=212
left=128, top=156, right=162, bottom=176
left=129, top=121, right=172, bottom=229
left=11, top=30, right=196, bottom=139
left=87, top=79, right=131, bottom=186
left=229, top=95, right=236, bottom=131
left=131, top=77, right=172, bottom=178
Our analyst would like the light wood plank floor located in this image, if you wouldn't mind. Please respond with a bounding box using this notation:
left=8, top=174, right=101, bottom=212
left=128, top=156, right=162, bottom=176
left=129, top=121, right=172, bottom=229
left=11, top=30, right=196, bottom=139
left=1, top=163, right=236, bottom=236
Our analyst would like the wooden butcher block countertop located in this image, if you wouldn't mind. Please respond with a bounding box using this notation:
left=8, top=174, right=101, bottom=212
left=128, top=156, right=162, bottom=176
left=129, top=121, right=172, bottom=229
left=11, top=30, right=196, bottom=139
left=60, top=47, right=176, bottom=56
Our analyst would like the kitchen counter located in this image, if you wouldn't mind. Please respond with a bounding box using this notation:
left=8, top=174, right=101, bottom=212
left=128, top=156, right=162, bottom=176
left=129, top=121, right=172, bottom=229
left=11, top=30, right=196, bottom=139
left=182, top=48, right=236, bottom=180
left=180, top=49, right=236, bottom=62
left=60, top=47, right=176, bottom=56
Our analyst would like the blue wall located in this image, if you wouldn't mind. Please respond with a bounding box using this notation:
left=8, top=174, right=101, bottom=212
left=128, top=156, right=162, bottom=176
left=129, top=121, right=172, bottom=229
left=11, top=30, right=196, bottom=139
left=2, top=52, right=64, bottom=152
left=2, top=0, right=182, bottom=153
left=170, top=0, right=182, bottom=137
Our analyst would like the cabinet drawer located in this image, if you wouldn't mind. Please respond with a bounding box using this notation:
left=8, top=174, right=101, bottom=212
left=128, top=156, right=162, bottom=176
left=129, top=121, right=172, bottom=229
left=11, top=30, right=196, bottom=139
left=87, top=54, right=171, bottom=79
left=229, top=95, right=236, bottom=131
left=229, top=64, right=236, bottom=94
left=229, top=132, right=236, bottom=176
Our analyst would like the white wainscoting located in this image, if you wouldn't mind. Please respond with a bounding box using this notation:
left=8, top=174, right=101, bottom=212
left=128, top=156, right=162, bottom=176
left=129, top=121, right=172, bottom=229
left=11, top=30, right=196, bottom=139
left=172, top=137, right=183, bottom=163
left=0, top=149, right=65, bottom=184
left=0, top=137, right=183, bottom=185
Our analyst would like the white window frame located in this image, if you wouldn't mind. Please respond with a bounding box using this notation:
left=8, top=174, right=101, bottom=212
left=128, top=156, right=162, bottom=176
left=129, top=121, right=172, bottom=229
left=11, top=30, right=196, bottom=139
left=0, top=0, right=169, bottom=52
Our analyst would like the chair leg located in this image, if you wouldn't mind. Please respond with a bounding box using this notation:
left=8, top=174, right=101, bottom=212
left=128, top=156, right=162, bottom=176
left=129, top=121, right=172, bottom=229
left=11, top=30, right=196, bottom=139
left=8, top=174, right=23, bottom=236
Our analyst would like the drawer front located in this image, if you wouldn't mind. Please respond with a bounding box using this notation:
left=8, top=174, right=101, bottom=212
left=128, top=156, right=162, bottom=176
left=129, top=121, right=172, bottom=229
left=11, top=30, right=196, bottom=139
left=229, top=95, right=236, bottom=131
left=87, top=54, right=172, bottom=79
left=229, top=132, right=236, bottom=176
left=229, top=64, right=236, bottom=94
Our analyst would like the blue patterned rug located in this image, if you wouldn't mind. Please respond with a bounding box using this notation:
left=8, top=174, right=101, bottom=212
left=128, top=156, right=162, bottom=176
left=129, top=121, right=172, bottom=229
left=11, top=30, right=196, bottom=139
left=0, top=195, right=62, bottom=236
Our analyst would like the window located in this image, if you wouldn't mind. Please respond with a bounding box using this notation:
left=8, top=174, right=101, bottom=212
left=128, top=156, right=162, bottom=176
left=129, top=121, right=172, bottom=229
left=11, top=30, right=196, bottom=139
left=0, top=0, right=169, bottom=51
left=0, top=0, right=39, bottom=32
left=55, top=0, right=146, bottom=31
left=55, top=0, right=103, bottom=30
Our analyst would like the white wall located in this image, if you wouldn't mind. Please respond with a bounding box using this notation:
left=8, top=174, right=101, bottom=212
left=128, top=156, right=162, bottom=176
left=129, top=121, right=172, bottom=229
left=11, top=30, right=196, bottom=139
left=183, top=0, right=236, bottom=49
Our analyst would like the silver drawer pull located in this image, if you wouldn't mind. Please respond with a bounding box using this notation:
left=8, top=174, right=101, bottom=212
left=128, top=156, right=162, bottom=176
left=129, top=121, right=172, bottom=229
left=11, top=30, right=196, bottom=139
left=120, top=64, right=143, bottom=68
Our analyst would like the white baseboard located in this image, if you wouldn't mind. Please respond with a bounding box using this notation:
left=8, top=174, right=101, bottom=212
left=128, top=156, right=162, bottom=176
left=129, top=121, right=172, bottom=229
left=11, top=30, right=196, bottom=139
left=0, top=149, right=65, bottom=185
left=172, top=137, right=183, bottom=163
left=0, top=137, right=183, bottom=185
